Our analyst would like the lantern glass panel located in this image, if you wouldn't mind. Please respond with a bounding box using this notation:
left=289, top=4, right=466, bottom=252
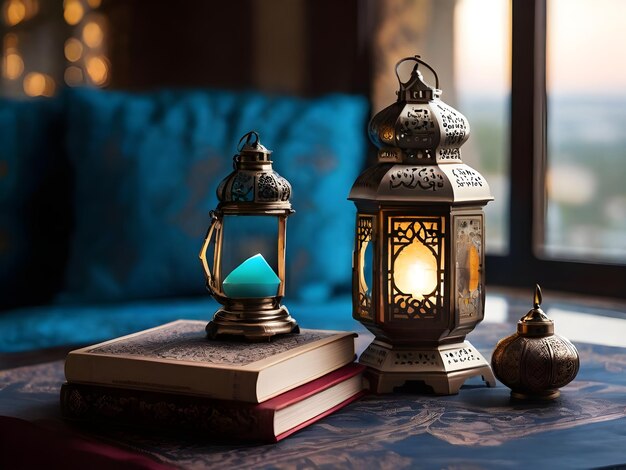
left=356, top=215, right=374, bottom=320
left=455, top=215, right=483, bottom=321
left=219, top=215, right=280, bottom=287
left=387, top=216, right=445, bottom=321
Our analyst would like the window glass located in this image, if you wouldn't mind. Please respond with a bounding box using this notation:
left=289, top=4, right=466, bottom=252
left=454, top=0, right=511, bottom=254
left=545, top=0, right=626, bottom=262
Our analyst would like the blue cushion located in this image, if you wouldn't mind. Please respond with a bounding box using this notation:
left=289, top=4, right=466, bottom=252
left=0, top=295, right=363, bottom=353
left=0, top=97, right=71, bottom=309
left=62, top=88, right=367, bottom=303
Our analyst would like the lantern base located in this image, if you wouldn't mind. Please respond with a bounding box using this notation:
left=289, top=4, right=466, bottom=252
left=359, top=339, right=496, bottom=395
left=206, top=304, right=299, bottom=341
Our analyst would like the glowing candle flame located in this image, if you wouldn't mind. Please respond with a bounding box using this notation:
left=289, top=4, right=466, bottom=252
left=394, top=241, right=438, bottom=300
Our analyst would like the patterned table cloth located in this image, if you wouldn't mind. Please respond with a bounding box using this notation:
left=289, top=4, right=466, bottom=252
left=1, top=321, right=626, bottom=469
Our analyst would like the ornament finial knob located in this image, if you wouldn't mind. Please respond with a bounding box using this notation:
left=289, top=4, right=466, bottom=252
left=534, top=284, right=542, bottom=309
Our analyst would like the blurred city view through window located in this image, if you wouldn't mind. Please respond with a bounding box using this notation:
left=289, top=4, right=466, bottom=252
left=454, top=0, right=511, bottom=254
left=545, top=0, right=626, bottom=263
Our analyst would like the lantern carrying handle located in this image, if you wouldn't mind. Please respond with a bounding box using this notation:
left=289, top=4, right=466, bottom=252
left=394, top=55, right=439, bottom=90
left=199, top=211, right=220, bottom=295
left=237, top=131, right=260, bottom=152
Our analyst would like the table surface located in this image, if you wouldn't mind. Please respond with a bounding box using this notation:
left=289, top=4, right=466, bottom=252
left=2, top=288, right=626, bottom=469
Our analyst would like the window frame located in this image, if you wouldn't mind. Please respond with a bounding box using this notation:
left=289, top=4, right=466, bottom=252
left=485, top=0, right=626, bottom=299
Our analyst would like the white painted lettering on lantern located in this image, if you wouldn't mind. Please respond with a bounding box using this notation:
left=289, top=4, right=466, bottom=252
left=440, top=164, right=493, bottom=203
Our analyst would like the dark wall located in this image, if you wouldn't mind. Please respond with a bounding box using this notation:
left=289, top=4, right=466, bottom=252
left=305, top=0, right=373, bottom=96
left=103, top=0, right=371, bottom=96
left=104, top=1, right=254, bottom=91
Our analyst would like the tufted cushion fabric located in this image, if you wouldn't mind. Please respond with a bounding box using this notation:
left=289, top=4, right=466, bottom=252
left=61, top=88, right=367, bottom=303
left=0, top=97, right=71, bottom=310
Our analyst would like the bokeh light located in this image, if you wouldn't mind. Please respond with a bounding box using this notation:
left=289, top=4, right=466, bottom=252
left=85, top=55, right=108, bottom=85
left=63, top=0, right=83, bottom=25
left=4, top=0, right=26, bottom=26
left=82, top=21, right=103, bottom=48
left=3, top=33, right=22, bottom=79
left=64, top=37, right=83, bottom=62
left=64, top=65, right=83, bottom=86
left=23, top=72, right=55, bottom=97
left=86, top=0, right=101, bottom=8
left=3, top=52, right=23, bottom=79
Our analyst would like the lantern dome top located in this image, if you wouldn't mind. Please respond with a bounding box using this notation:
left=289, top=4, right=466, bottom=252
left=368, top=56, right=470, bottom=165
left=396, top=55, right=442, bottom=102
left=349, top=55, right=493, bottom=207
left=216, top=131, right=292, bottom=214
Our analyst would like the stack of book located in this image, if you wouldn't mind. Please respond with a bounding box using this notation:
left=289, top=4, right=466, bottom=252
left=61, top=320, right=365, bottom=442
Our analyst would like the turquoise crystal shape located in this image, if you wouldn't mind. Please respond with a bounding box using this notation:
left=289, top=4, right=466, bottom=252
left=222, top=253, right=281, bottom=298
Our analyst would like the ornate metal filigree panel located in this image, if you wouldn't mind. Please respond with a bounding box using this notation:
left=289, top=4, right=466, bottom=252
left=219, top=170, right=291, bottom=205
left=387, top=216, right=445, bottom=321
left=230, top=172, right=254, bottom=201
left=389, top=167, right=445, bottom=191
left=356, top=215, right=374, bottom=320
left=438, top=147, right=461, bottom=160
left=257, top=173, right=291, bottom=202
left=455, top=216, right=483, bottom=321
left=398, top=105, right=435, bottom=149
left=436, top=103, right=467, bottom=147
left=442, top=346, right=482, bottom=367
left=276, top=176, right=291, bottom=201
left=257, top=173, right=279, bottom=201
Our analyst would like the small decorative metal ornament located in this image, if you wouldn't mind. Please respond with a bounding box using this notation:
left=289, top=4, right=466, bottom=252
left=492, top=285, right=580, bottom=400
left=199, top=131, right=299, bottom=341
left=348, top=55, right=496, bottom=394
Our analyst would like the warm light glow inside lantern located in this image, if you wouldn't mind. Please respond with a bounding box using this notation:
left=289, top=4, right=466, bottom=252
left=389, top=217, right=443, bottom=305
left=395, top=249, right=437, bottom=300
left=199, top=131, right=298, bottom=340
left=349, top=56, right=496, bottom=395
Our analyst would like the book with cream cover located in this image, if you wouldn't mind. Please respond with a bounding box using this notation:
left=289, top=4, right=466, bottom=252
left=61, top=363, right=366, bottom=443
left=64, top=320, right=356, bottom=403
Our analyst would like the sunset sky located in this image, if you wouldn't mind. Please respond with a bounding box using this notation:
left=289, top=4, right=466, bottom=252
left=454, top=0, right=626, bottom=96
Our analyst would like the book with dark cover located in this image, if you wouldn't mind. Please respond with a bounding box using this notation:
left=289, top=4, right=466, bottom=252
left=61, top=363, right=366, bottom=443
left=64, top=320, right=356, bottom=403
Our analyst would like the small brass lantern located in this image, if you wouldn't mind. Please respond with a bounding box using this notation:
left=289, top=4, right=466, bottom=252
left=349, top=56, right=496, bottom=394
left=199, top=131, right=299, bottom=340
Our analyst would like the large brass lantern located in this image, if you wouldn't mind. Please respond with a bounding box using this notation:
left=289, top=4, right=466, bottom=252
left=200, top=131, right=299, bottom=340
left=349, top=56, right=496, bottom=394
